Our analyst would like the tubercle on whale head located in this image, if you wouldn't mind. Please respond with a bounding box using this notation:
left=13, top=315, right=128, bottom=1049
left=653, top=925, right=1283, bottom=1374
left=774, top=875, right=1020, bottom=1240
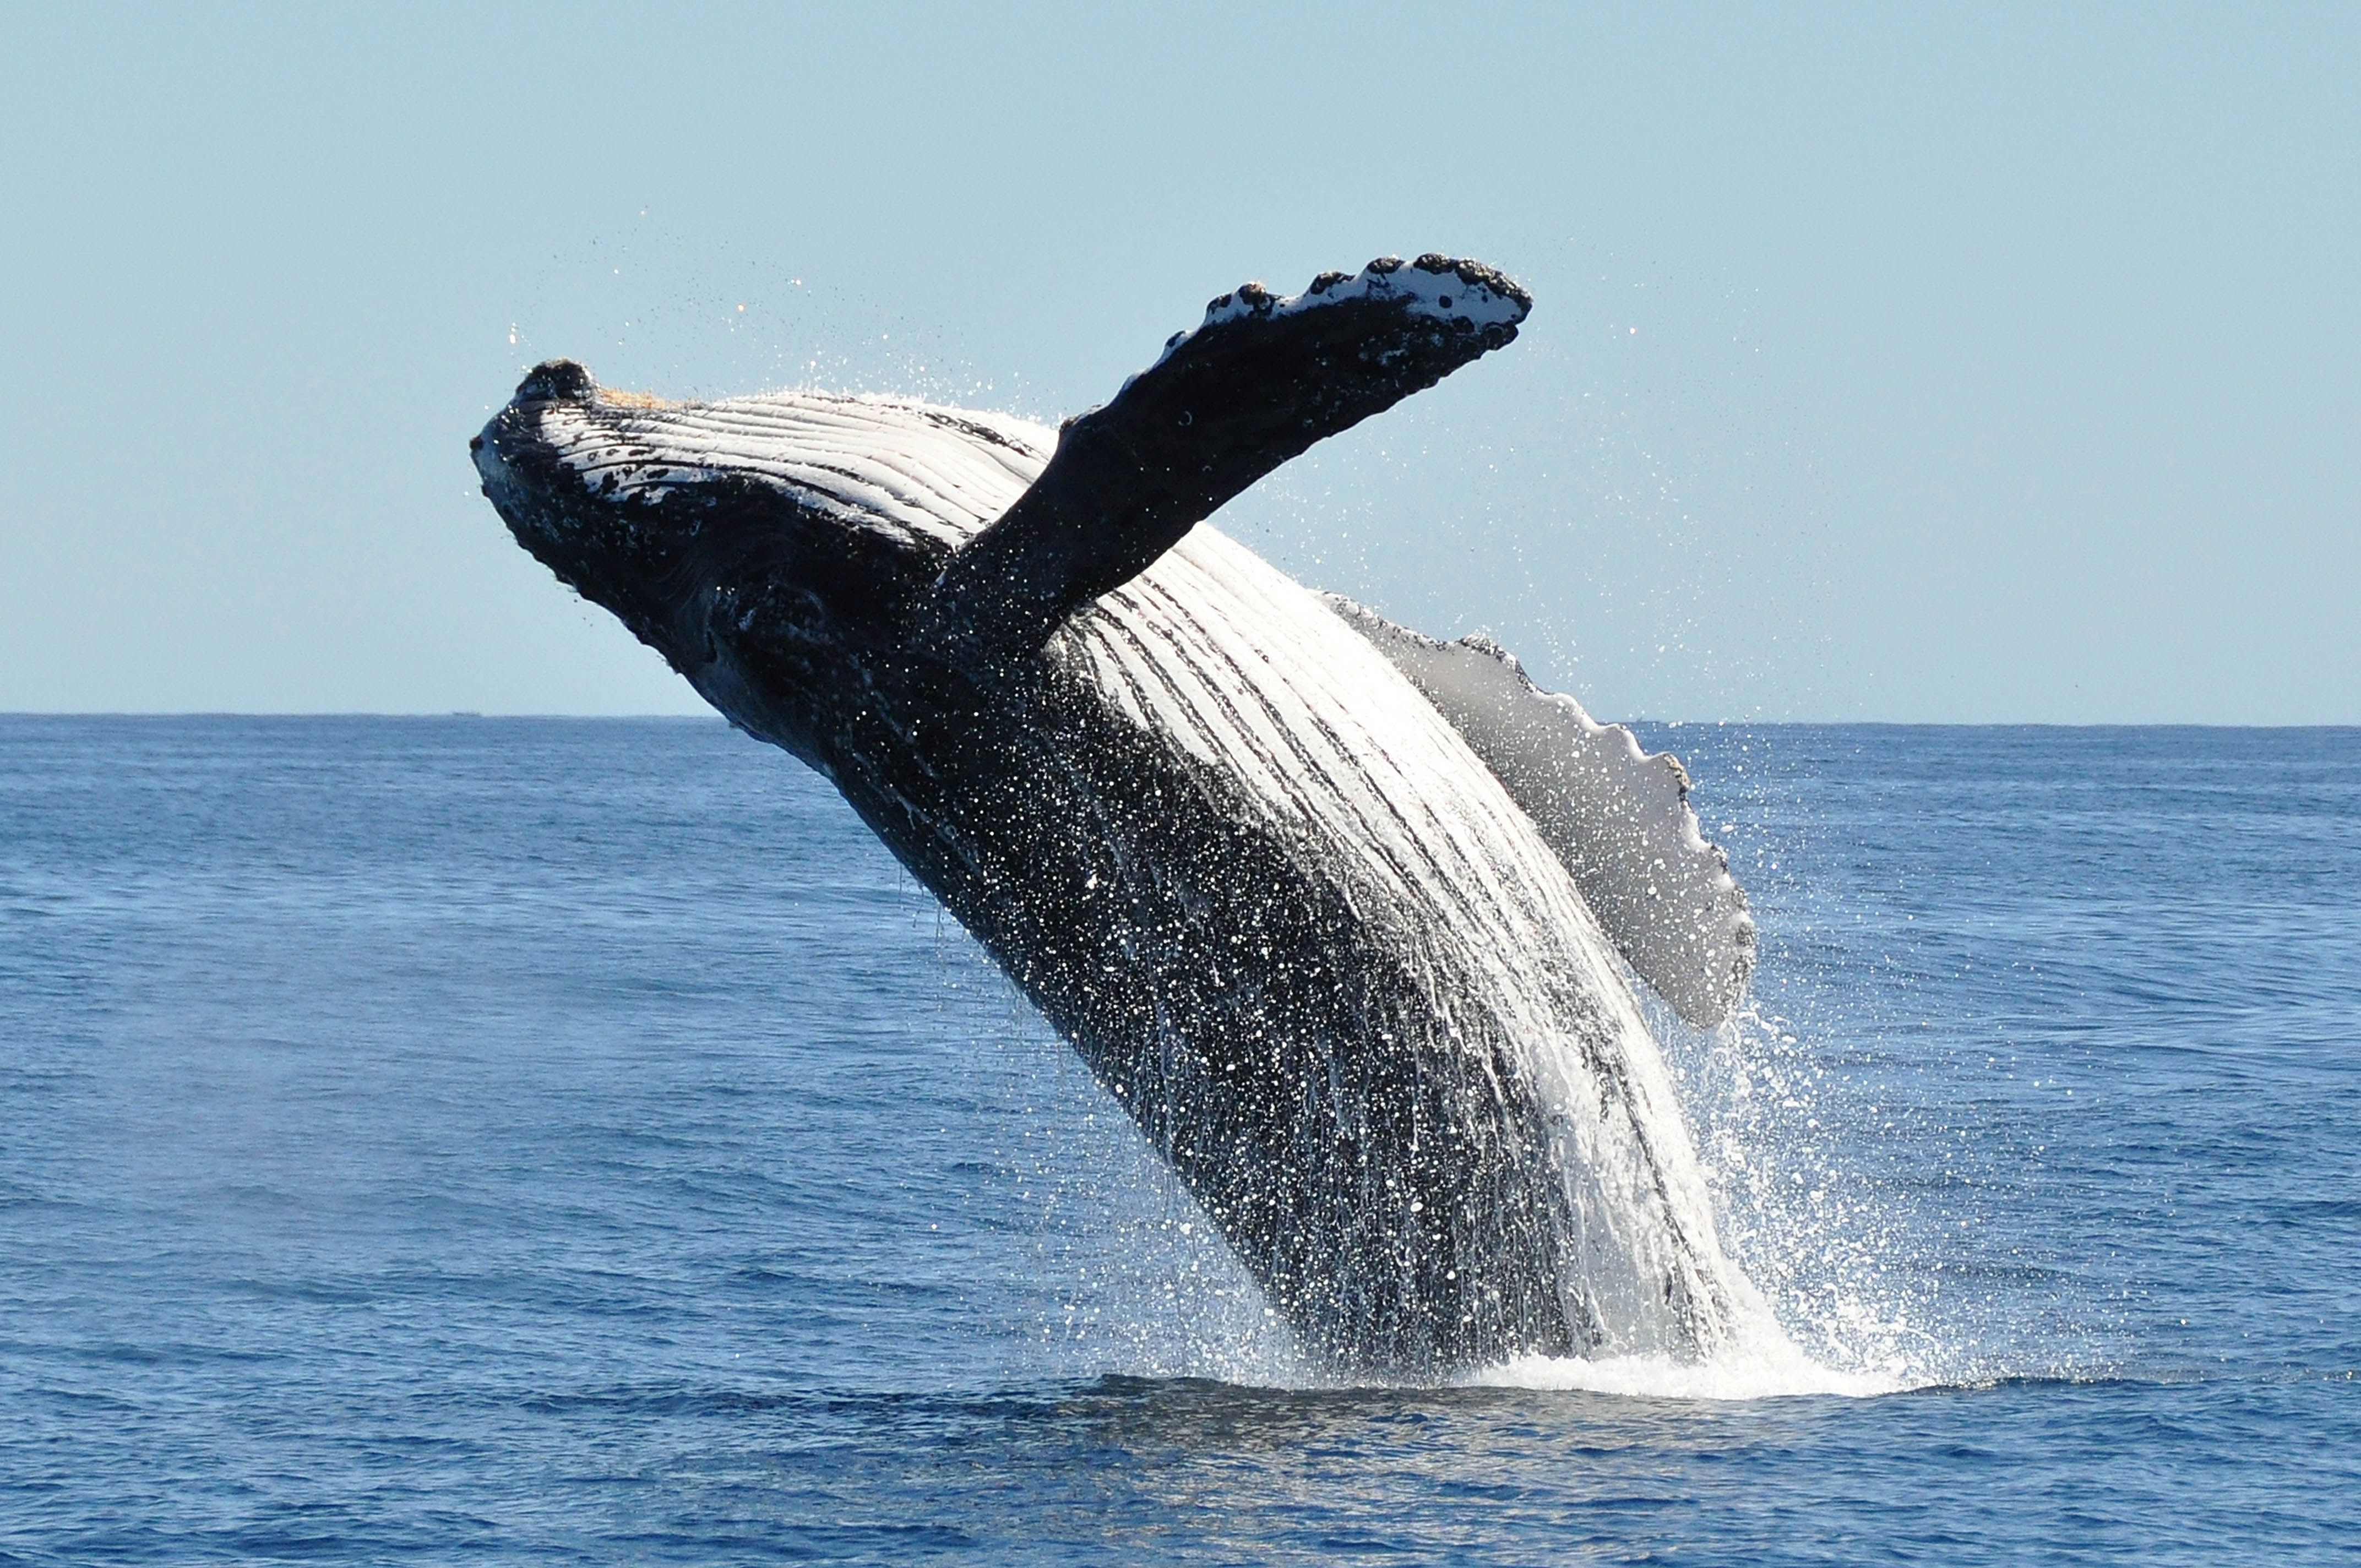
left=508, top=357, right=597, bottom=404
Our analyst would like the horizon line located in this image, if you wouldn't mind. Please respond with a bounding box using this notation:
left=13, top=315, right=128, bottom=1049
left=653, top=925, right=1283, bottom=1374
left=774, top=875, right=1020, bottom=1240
left=6, top=711, right=2358, bottom=732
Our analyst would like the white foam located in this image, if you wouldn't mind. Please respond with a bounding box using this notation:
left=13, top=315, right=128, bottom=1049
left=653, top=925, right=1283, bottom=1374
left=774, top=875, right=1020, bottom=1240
left=1466, top=1348, right=1911, bottom=1401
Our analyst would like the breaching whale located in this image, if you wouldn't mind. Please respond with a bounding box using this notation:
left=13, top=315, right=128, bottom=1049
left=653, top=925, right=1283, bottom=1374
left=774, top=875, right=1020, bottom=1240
left=473, top=255, right=1765, bottom=1375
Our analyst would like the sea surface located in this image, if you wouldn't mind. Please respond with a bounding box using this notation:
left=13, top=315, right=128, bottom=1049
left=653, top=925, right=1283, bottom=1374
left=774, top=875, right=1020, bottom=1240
left=3, top=717, right=2356, bottom=1564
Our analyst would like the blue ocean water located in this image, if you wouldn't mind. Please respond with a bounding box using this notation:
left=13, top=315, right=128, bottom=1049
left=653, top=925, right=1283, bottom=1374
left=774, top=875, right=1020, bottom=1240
left=2, top=716, right=2355, bottom=1564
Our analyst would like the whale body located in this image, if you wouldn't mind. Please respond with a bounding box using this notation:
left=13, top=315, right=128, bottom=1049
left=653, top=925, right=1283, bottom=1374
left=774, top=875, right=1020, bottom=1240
left=473, top=256, right=1764, bottom=1374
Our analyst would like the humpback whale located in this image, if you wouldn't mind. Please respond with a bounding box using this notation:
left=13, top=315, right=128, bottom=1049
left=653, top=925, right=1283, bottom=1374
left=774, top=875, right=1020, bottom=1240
left=473, top=255, right=1766, bottom=1375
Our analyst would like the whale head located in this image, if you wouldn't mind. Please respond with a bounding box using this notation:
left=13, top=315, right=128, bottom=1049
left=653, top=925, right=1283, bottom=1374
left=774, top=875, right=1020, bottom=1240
left=471, top=360, right=956, bottom=760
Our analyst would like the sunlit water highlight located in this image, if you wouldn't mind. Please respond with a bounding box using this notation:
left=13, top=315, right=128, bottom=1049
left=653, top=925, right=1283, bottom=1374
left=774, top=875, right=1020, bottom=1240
left=3, top=718, right=2355, bottom=1562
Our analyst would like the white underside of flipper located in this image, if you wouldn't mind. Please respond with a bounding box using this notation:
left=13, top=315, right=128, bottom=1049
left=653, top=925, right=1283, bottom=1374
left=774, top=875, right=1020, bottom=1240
left=1321, top=596, right=1755, bottom=1028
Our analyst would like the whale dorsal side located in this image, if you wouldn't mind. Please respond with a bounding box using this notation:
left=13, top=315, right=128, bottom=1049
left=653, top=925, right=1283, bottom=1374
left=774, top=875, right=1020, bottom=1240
left=913, top=255, right=1530, bottom=673
left=1323, top=595, right=1756, bottom=1028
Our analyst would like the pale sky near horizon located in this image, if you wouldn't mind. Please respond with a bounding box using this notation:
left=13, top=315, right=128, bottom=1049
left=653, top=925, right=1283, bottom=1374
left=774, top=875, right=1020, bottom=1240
left=3, top=5, right=2354, bottom=722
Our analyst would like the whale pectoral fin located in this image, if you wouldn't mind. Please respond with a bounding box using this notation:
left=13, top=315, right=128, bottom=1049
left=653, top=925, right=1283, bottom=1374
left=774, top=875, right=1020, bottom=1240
left=912, top=255, right=1531, bottom=673
left=1324, top=595, right=1757, bottom=1029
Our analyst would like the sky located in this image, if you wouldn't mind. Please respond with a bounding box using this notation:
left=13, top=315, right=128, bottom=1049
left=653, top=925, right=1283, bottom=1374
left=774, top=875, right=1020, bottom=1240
left=2, top=4, right=2354, bottom=722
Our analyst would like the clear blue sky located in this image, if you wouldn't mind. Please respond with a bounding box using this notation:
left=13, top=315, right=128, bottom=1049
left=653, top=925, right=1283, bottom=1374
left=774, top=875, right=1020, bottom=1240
left=3, top=5, right=2354, bottom=721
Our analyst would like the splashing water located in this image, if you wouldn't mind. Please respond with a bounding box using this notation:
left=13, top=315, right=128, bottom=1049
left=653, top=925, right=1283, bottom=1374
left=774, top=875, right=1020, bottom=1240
left=497, top=376, right=1821, bottom=1378
left=977, top=978, right=1941, bottom=1400
left=1031, top=516, right=1832, bottom=1379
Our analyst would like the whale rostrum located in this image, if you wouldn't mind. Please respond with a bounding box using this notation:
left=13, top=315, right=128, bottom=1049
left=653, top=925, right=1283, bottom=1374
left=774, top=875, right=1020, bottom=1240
left=473, top=254, right=1769, bottom=1375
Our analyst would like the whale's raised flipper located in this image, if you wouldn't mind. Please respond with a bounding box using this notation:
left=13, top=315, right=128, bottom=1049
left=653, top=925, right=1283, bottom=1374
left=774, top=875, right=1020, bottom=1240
left=913, top=255, right=1530, bottom=673
left=1325, top=595, right=1756, bottom=1029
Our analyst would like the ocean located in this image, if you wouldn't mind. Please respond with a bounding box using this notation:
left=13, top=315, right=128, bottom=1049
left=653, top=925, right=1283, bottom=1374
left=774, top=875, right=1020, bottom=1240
left=3, top=716, right=2355, bottom=1564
